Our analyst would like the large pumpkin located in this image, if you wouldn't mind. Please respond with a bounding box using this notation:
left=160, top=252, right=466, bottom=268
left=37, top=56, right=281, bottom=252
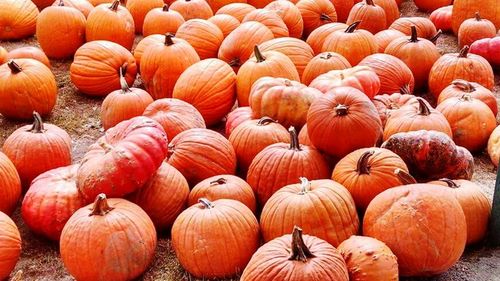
left=374, top=29, right=405, bottom=52
left=430, top=5, right=452, bottom=33
left=346, top=0, right=387, bottom=34
left=296, top=0, right=337, bottom=37
left=437, top=79, right=498, bottom=116
left=175, top=19, right=224, bottom=59
left=133, top=34, right=163, bottom=72
left=309, top=66, right=380, bottom=98
left=258, top=37, right=314, bottom=77
left=470, top=36, right=500, bottom=68
left=207, top=14, right=240, bottom=38
left=143, top=4, right=185, bottom=36
left=0, top=0, right=38, bottom=40
left=452, top=0, right=500, bottom=34
left=265, top=0, right=304, bottom=38
left=302, top=52, right=351, bottom=85
left=170, top=0, right=213, bottom=20
left=242, top=9, right=289, bottom=38
left=0, top=152, right=21, bottom=216
left=125, top=0, right=164, bottom=34
left=389, top=17, right=438, bottom=40
left=0, top=211, right=21, bottom=281
left=458, top=12, right=497, bottom=48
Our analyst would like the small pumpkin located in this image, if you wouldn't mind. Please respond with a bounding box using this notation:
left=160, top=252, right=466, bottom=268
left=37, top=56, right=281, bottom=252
left=215, top=3, right=256, bottom=21
left=208, top=14, right=240, bottom=38
left=389, top=17, right=438, bottom=40
left=170, top=0, right=213, bottom=20
left=242, top=9, right=289, bottom=38
left=6, top=47, right=51, bottom=68
left=175, top=19, right=224, bottom=59
left=470, top=36, right=500, bottom=68
left=126, top=0, right=164, bottom=34
left=309, top=66, right=380, bottom=98
left=0, top=152, right=21, bottom=216
left=374, top=29, right=405, bottom=52
left=0, top=211, right=21, bottom=281
left=52, top=0, right=94, bottom=18
left=458, top=12, right=497, bottom=48
left=225, top=106, right=253, bottom=137
left=265, top=0, right=304, bottom=38
left=296, top=0, right=337, bottom=37
left=437, top=79, right=498, bottom=116
left=305, top=22, right=348, bottom=54
left=302, top=52, right=351, bottom=85
left=346, top=0, right=387, bottom=34
left=143, top=4, right=185, bottom=36
left=259, top=37, right=315, bottom=78
left=359, top=53, right=415, bottom=94
left=430, top=5, right=453, bottom=33
left=0, top=0, right=39, bottom=40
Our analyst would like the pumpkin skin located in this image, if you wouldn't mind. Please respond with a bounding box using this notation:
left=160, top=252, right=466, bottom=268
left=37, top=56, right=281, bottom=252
left=338, top=235, right=399, bottom=281
left=371, top=88, right=416, bottom=126
left=60, top=194, right=157, bottom=281
left=225, top=106, right=253, bottom=137
left=0, top=153, right=21, bottom=216
left=259, top=37, right=314, bottom=78
left=240, top=226, right=349, bottom=281
left=36, top=1, right=87, bottom=59
left=208, top=14, right=240, bottom=38
left=296, top=0, right=338, bottom=37
left=0, top=211, right=21, bottom=281
left=70, top=41, right=137, bottom=96
left=0, top=47, right=7, bottom=64
left=452, top=0, right=500, bottom=34
left=260, top=178, right=359, bottom=247
left=33, top=0, right=57, bottom=10
left=77, top=117, right=168, bottom=202
left=3, top=113, right=72, bottom=189
left=6, top=47, right=51, bottom=68
left=364, top=184, right=467, bottom=276
left=381, top=130, right=474, bottom=180
left=359, top=53, right=415, bottom=94
left=167, top=128, right=237, bottom=186
left=346, top=0, right=387, bottom=34
left=430, top=5, right=452, bottom=33
left=128, top=162, right=189, bottom=231
left=374, top=29, right=405, bottom=52
left=52, top=0, right=94, bottom=18
left=332, top=148, right=409, bottom=210
left=215, top=3, right=256, bottom=22
left=437, top=79, right=498, bottom=116
left=373, top=0, right=399, bottom=27
left=306, top=22, right=348, bottom=54
left=133, top=34, right=163, bottom=72
left=458, top=12, right=497, bottom=48
left=86, top=0, right=135, bottom=50
left=229, top=117, right=289, bottom=175
left=330, top=0, right=354, bottom=23
left=21, top=165, right=85, bottom=241
left=143, top=4, right=185, bottom=36
left=428, top=46, right=495, bottom=97
left=126, top=0, right=164, bottom=34
left=172, top=198, right=260, bottom=279
left=176, top=19, right=224, bottom=59
left=265, top=0, right=304, bottom=38
left=0, top=0, right=38, bottom=40
left=207, top=0, right=246, bottom=13
left=470, top=37, right=500, bottom=68
left=307, top=86, right=383, bottom=158
left=488, top=126, right=500, bottom=166
left=242, top=9, right=289, bottom=38
left=413, top=0, right=451, bottom=12
left=141, top=34, right=200, bottom=99
left=188, top=175, right=256, bottom=212
left=302, top=52, right=351, bottom=85
left=389, top=17, right=438, bottom=40
left=142, top=98, right=206, bottom=140
left=170, top=0, right=213, bottom=20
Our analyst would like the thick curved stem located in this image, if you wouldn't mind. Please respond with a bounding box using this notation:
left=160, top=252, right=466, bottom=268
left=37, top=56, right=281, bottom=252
left=289, top=226, right=315, bottom=262
left=210, top=178, right=227, bottom=185
left=165, top=33, right=175, bottom=46
left=257, top=116, right=277, bottom=126
left=320, top=13, right=332, bottom=22
left=90, top=194, right=114, bottom=216
left=345, top=21, right=361, bottom=33
left=437, top=178, right=460, bottom=188
left=366, top=0, right=375, bottom=6
left=395, top=168, right=417, bottom=185
left=335, top=104, right=349, bottom=116
left=416, top=98, right=431, bottom=116
left=458, top=46, right=470, bottom=58
left=109, top=0, right=120, bottom=11
left=409, top=26, right=419, bottom=42
left=254, top=45, right=266, bottom=63
left=298, top=177, right=310, bottom=194
left=356, top=150, right=374, bottom=175
left=7, top=60, right=22, bottom=74
left=430, top=30, right=442, bottom=44
left=199, top=198, right=214, bottom=209
left=288, top=126, right=301, bottom=151
left=162, top=4, right=169, bottom=11
left=452, top=79, right=475, bottom=93
left=29, top=112, right=45, bottom=133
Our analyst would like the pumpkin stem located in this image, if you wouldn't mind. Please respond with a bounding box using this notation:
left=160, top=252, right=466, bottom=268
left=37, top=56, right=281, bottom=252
left=399, top=84, right=412, bottom=95
left=254, top=45, right=266, bottom=62
left=345, top=21, right=361, bottom=33
left=288, top=126, right=301, bottom=151
left=458, top=46, right=470, bottom=58
left=409, top=26, right=419, bottom=42
left=452, top=79, right=475, bottom=92
left=395, top=168, right=417, bottom=185
left=289, top=226, right=315, bottom=262
left=335, top=104, right=349, bottom=116
left=320, top=13, right=332, bottom=22
left=365, top=0, right=375, bottom=6
left=460, top=93, right=473, bottom=102
left=257, top=116, right=277, bottom=126
left=199, top=198, right=214, bottom=209
left=109, top=0, right=120, bottom=11
left=162, top=4, right=169, bottom=11
left=29, top=112, right=45, bottom=133
left=7, top=60, right=22, bottom=74
left=284, top=80, right=293, bottom=87
left=475, top=12, right=481, bottom=21
left=119, top=66, right=131, bottom=94
left=58, top=0, right=65, bottom=6
left=437, top=178, right=460, bottom=188
left=298, top=177, right=311, bottom=194
left=321, top=53, right=333, bottom=60
left=228, top=58, right=241, bottom=67
left=356, top=150, right=374, bottom=175
left=89, top=194, right=114, bottom=216
left=165, top=33, right=175, bottom=46
left=416, top=98, right=431, bottom=116
left=210, top=178, right=227, bottom=185
left=430, top=29, right=442, bottom=44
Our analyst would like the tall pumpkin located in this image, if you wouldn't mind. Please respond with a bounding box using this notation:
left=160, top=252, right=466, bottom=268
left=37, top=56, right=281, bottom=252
left=143, top=4, right=185, bottom=36
left=126, top=0, right=164, bottom=34
left=265, top=0, right=304, bottom=38
left=296, top=0, right=337, bottom=37
left=452, top=0, right=500, bottom=34
left=0, top=153, right=21, bottom=216
left=175, top=19, right=224, bottom=59
left=0, top=0, right=39, bottom=40
left=0, top=211, right=21, bottom=281
left=170, top=0, right=213, bottom=20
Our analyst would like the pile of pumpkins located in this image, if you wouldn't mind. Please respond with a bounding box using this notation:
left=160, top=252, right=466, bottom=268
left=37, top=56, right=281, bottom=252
left=0, top=0, right=499, bottom=280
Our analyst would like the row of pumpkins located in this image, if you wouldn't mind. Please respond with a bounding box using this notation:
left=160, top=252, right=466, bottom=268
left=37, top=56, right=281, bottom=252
left=0, top=0, right=499, bottom=280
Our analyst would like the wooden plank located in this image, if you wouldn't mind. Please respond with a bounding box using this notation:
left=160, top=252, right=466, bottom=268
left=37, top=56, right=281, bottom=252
left=489, top=160, right=500, bottom=246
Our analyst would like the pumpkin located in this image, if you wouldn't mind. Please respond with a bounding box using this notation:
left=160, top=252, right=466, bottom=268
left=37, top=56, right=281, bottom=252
left=208, top=14, right=240, bottom=38
left=359, top=53, right=415, bottom=94
left=170, top=0, right=213, bottom=20
left=373, top=0, right=399, bottom=27
left=173, top=58, right=236, bottom=126
left=385, top=26, right=441, bottom=89
left=36, top=1, right=87, bottom=59
left=413, top=0, right=451, bottom=12
left=143, top=4, right=185, bottom=36
left=0, top=59, right=57, bottom=119
left=305, top=22, right=348, bottom=54
left=430, top=5, right=453, bottom=33
left=374, top=29, right=405, bottom=52
left=143, top=98, right=206, bottom=140
left=176, top=19, right=224, bottom=59
left=436, top=94, right=496, bottom=152
left=225, top=106, right=253, bottom=137
left=236, top=46, right=300, bottom=107
left=86, top=0, right=135, bottom=50
left=6, top=47, right=51, bottom=68
left=33, top=0, right=57, bottom=9
left=88, top=0, right=112, bottom=5
left=307, top=86, right=383, bottom=158
left=338, top=236, right=399, bottom=281
left=458, top=12, right=497, bottom=48
left=247, top=0, right=273, bottom=8
left=298, top=124, right=313, bottom=146
left=389, top=17, right=438, bottom=40
left=260, top=178, right=359, bottom=246
left=0, top=0, right=38, bottom=40
left=240, top=226, right=349, bottom=281
left=371, top=87, right=416, bottom=126
left=259, top=37, right=314, bottom=78
left=302, top=52, right=351, bottom=85
left=470, top=36, right=500, bottom=68
left=60, top=194, right=157, bottom=281
left=321, top=21, right=378, bottom=66
left=332, top=148, right=409, bottom=210
left=141, top=33, right=200, bottom=99
left=77, top=117, right=168, bottom=202
left=296, top=0, right=337, bottom=37
left=21, top=165, right=84, bottom=241
left=126, top=0, right=164, bottom=34
left=215, top=3, right=256, bottom=21
left=242, top=9, right=289, bottom=38
left=0, top=47, right=7, bottom=64
left=488, top=126, right=500, bottom=166
left=429, top=178, right=491, bottom=245
left=364, top=184, right=466, bottom=276
left=217, top=21, right=274, bottom=72
left=0, top=153, right=21, bottom=216
left=207, top=0, right=246, bottom=12
left=330, top=0, right=354, bottom=23
left=229, top=117, right=289, bottom=175
left=133, top=34, right=163, bottom=72
left=171, top=198, right=260, bottom=278
left=309, top=66, right=380, bottom=98
left=346, top=0, right=387, bottom=34
left=101, top=67, right=154, bottom=130
left=452, top=0, right=500, bottom=34
left=52, top=0, right=94, bottom=18
left=167, top=128, right=237, bottom=186
left=381, top=130, right=474, bottom=180
left=0, top=211, right=21, bottom=281
left=128, top=162, right=189, bottom=231
left=428, top=46, right=495, bottom=97
left=188, top=175, right=256, bottom=212
left=438, top=79, right=498, bottom=116
left=265, top=0, right=304, bottom=38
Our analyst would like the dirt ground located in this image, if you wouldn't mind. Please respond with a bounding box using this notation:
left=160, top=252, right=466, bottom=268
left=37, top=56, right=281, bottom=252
left=1, top=0, right=500, bottom=280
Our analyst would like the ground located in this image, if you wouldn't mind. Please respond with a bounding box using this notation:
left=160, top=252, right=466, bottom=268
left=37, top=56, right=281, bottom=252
left=1, top=0, right=500, bottom=280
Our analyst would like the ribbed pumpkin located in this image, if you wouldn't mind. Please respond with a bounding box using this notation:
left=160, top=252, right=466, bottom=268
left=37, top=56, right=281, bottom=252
left=296, top=0, right=337, bottom=37
left=21, top=165, right=85, bottom=241
left=346, top=0, right=387, bottom=34
left=0, top=211, right=21, bottom=281
left=208, top=14, right=240, bottom=38
left=364, top=184, right=467, bottom=276
left=167, top=128, right=237, bottom=186
left=229, top=117, right=289, bottom=175
left=236, top=46, right=300, bottom=107
left=242, top=9, right=289, bottom=38
left=437, top=79, right=497, bottom=116
left=371, top=87, right=416, bottom=126
left=306, top=23, right=348, bottom=54
left=207, top=0, right=246, bottom=13
left=60, top=194, right=157, bottom=281
left=100, top=68, right=154, bottom=130
left=247, top=0, right=272, bottom=8
left=330, top=0, right=354, bottom=23
left=77, top=117, right=168, bottom=202
left=259, top=37, right=313, bottom=78
left=309, top=66, right=380, bottom=98
left=458, top=12, right=497, bottom=48
left=265, top=0, right=304, bottom=38
left=128, top=162, right=189, bottom=231
left=428, top=46, right=495, bottom=97
left=172, top=198, right=260, bottom=278
left=126, top=0, right=164, bottom=34
left=260, top=178, right=359, bottom=246
left=143, top=4, right=185, bottom=36
left=0, top=47, right=7, bottom=64
left=373, top=0, right=399, bottom=27
left=0, top=59, right=57, bottom=119
left=143, top=98, right=206, bottom=140
left=86, top=0, right=135, bottom=50
left=173, top=59, right=236, bottom=126
left=36, top=0, right=87, bottom=59
left=321, top=21, right=378, bottom=66
left=188, top=175, right=256, bottom=212
left=389, top=17, right=438, bottom=40
left=0, top=153, right=21, bottom=216
left=3, top=112, right=71, bottom=189
left=470, top=37, right=500, bottom=68
left=52, top=0, right=94, bottom=18
left=488, top=126, right=500, bottom=166
left=452, top=0, right=500, bottom=34
left=215, top=3, right=256, bottom=21
left=430, top=5, right=452, bottom=33
left=240, top=226, right=349, bottom=281
left=0, top=0, right=38, bottom=40
left=249, top=77, right=321, bottom=128
left=413, top=0, right=451, bottom=12
left=374, top=29, right=405, bottom=52
left=302, top=52, right=351, bottom=85
left=170, top=0, right=213, bottom=20
left=6, top=47, right=51, bottom=68
left=141, top=34, right=200, bottom=99
left=176, top=19, right=224, bottom=59
left=247, top=127, right=330, bottom=207
left=71, top=40, right=137, bottom=96
left=133, top=34, right=163, bottom=71
left=225, top=106, right=253, bottom=137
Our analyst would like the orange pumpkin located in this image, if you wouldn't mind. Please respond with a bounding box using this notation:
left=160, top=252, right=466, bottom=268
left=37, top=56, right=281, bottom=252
left=225, top=106, right=253, bottom=137
left=430, top=5, right=452, bottom=33
left=133, top=34, right=163, bottom=71
left=52, top=0, right=94, bottom=18
left=0, top=152, right=21, bottom=216
left=170, top=0, right=213, bottom=20
left=330, top=0, right=354, bottom=23
left=306, top=22, right=348, bottom=54
left=371, top=87, right=416, bottom=126
left=488, top=126, right=500, bottom=166
left=296, top=0, right=337, bottom=37
left=0, top=0, right=38, bottom=40
left=458, top=12, right=496, bottom=48
left=247, top=0, right=272, bottom=8
left=33, top=0, right=57, bottom=9
left=259, top=37, right=314, bottom=77
left=389, top=17, right=438, bottom=40
left=176, top=19, right=224, bottom=59
left=302, top=52, right=351, bottom=85
left=242, top=9, right=289, bottom=38
left=142, top=4, right=185, bottom=36
left=374, top=29, right=405, bottom=52
left=359, top=53, right=415, bottom=94
left=413, top=0, right=451, bottom=12
left=206, top=0, right=246, bottom=13
left=0, top=211, right=21, bottom=281
left=126, top=0, right=163, bottom=34
left=346, top=0, right=387, bottom=34
left=215, top=3, right=256, bottom=21
left=437, top=79, right=498, bottom=116
left=0, top=47, right=7, bottom=64
left=452, top=0, right=500, bottom=34
left=374, top=0, right=399, bottom=27
left=265, top=0, right=304, bottom=38
left=208, top=14, right=240, bottom=38
left=6, top=47, right=51, bottom=68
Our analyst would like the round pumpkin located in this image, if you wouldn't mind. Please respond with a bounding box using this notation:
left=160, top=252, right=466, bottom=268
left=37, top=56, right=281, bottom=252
left=458, top=12, right=497, bottom=48
left=176, top=19, right=224, bottom=59
left=133, top=34, right=163, bottom=72
left=452, top=0, right=500, bottom=34
left=373, top=0, right=399, bottom=27
left=371, top=88, right=416, bottom=126
left=306, top=22, right=348, bottom=54
left=488, top=126, right=500, bottom=166
left=265, top=0, right=304, bottom=38
left=296, top=0, right=337, bottom=37
left=359, top=53, right=415, bottom=94
left=143, top=4, right=185, bottom=36
left=33, top=0, right=57, bottom=9
left=6, top=47, right=51, bottom=68
left=0, top=0, right=38, bottom=40
left=346, top=0, right=387, bottom=34
left=0, top=211, right=21, bottom=281
left=413, top=0, right=451, bottom=12
left=302, top=52, right=351, bottom=85
left=374, top=29, right=405, bottom=52
left=430, top=5, right=452, bottom=33
left=52, top=0, right=94, bottom=18
left=126, top=0, right=164, bottom=34
left=225, top=106, right=253, bottom=137
left=0, top=152, right=21, bottom=216
left=437, top=79, right=498, bottom=116
left=208, top=14, right=240, bottom=38
left=170, top=0, right=213, bottom=20
left=309, top=66, right=380, bottom=98
left=389, top=17, right=438, bottom=40
left=215, top=3, right=256, bottom=21
left=259, top=37, right=314, bottom=78
left=242, top=8, right=289, bottom=38
left=207, top=0, right=246, bottom=13
left=470, top=36, right=500, bottom=68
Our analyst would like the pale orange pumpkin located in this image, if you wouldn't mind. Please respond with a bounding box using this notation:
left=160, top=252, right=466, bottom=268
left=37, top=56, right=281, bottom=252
left=242, top=9, right=289, bottom=38
left=175, top=19, right=224, bottom=59
left=306, top=23, right=348, bottom=54
left=302, top=52, right=351, bottom=85
left=142, top=4, right=185, bottom=36
left=258, top=37, right=315, bottom=77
